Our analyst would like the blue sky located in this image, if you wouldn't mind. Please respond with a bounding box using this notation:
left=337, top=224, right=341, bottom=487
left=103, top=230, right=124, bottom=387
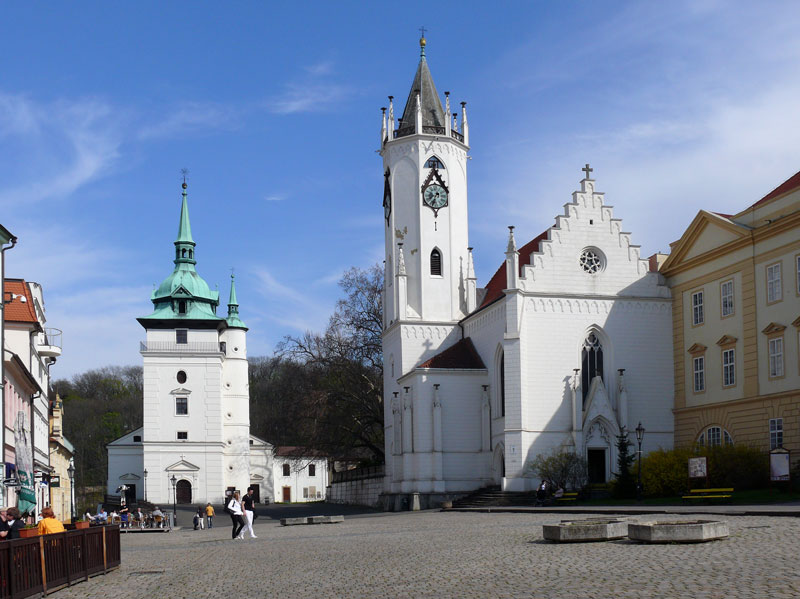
left=2, top=2, right=799, bottom=378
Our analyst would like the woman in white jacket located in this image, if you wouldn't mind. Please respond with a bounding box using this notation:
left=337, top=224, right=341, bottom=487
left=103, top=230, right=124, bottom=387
left=227, top=492, right=245, bottom=539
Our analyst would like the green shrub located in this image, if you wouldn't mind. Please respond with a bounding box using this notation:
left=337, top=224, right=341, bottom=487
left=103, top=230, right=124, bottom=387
left=637, top=444, right=768, bottom=497
left=527, top=449, right=587, bottom=490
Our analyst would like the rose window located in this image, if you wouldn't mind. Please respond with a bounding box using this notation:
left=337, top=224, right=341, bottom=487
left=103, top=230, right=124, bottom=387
left=580, top=249, right=603, bottom=274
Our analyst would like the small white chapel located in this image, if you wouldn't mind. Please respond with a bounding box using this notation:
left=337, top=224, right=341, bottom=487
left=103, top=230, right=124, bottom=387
left=107, top=182, right=326, bottom=506
left=380, top=36, right=674, bottom=508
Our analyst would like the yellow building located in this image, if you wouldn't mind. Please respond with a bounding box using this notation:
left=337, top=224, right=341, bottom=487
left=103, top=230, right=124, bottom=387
left=661, top=170, right=800, bottom=459
left=48, top=396, right=74, bottom=522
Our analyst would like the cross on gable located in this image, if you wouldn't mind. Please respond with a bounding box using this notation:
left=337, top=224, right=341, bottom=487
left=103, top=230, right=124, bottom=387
left=582, top=164, right=593, bottom=179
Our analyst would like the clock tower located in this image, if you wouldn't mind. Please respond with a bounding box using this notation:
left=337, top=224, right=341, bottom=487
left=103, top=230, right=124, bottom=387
left=380, top=35, right=474, bottom=496
left=380, top=35, right=472, bottom=328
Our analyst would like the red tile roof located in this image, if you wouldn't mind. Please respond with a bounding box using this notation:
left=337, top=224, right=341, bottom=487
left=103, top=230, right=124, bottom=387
left=418, top=337, right=486, bottom=370
left=477, top=229, right=550, bottom=309
left=748, top=169, right=800, bottom=210
left=275, top=446, right=328, bottom=458
left=3, top=279, right=37, bottom=324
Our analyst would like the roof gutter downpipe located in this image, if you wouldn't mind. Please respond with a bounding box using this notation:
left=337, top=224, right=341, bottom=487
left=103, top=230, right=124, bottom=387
left=0, top=234, right=18, bottom=507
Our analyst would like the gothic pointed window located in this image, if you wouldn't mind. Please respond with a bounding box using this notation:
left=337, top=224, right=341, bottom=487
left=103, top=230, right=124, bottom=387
left=581, top=333, right=604, bottom=404
left=430, top=248, right=442, bottom=276
left=425, top=156, right=445, bottom=169
left=500, top=352, right=506, bottom=418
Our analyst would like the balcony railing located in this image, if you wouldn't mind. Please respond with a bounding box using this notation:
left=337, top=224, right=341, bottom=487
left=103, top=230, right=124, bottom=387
left=37, top=328, right=62, bottom=358
left=393, top=126, right=465, bottom=142
left=140, top=341, right=224, bottom=354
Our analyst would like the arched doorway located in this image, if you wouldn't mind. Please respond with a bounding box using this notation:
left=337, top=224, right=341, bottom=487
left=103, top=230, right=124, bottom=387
left=176, top=479, right=192, bottom=504
left=492, top=444, right=505, bottom=485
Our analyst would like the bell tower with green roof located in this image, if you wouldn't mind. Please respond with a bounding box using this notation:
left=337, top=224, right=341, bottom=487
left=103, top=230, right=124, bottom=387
left=135, top=179, right=252, bottom=506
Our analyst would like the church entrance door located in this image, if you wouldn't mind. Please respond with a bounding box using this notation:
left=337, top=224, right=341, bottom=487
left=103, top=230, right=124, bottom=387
left=587, top=449, right=606, bottom=484
left=282, top=487, right=291, bottom=502
left=249, top=484, right=260, bottom=503
left=124, top=484, right=136, bottom=506
left=176, top=479, right=192, bottom=504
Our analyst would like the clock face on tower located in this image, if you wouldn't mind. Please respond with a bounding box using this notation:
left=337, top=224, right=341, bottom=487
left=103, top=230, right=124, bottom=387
left=423, top=184, right=447, bottom=208
left=421, top=168, right=449, bottom=217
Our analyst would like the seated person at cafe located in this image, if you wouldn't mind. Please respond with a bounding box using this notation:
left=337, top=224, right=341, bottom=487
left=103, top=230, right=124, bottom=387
left=38, top=507, right=66, bottom=535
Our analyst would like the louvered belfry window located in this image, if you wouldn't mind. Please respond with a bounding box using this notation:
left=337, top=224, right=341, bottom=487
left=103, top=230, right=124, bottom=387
left=430, top=249, right=442, bottom=276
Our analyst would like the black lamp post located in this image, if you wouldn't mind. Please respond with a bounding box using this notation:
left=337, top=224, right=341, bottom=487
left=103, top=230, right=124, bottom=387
left=635, top=421, right=645, bottom=501
left=170, top=475, right=177, bottom=527
left=143, top=469, right=148, bottom=502
left=67, top=462, right=75, bottom=522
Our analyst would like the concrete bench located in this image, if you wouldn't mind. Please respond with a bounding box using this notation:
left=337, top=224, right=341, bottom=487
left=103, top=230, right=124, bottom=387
left=280, top=515, right=345, bottom=526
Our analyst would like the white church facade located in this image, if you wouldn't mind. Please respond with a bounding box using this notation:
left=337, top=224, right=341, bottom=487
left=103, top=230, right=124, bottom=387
left=381, top=37, right=674, bottom=508
left=107, top=182, right=326, bottom=506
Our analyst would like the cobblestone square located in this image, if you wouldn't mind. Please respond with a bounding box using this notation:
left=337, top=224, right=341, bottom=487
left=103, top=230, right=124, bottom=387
left=56, top=510, right=800, bottom=599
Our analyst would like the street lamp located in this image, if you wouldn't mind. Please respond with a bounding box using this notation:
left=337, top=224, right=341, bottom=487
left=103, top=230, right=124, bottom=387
left=170, top=474, right=177, bottom=527
left=143, top=469, right=148, bottom=502
left=67, top=461, right=75, bottom=522
left=635, top=422, right=646, bottom=501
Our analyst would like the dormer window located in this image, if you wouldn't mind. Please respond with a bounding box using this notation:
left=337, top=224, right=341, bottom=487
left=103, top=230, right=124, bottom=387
left=178, top=300, right=187, bottom=315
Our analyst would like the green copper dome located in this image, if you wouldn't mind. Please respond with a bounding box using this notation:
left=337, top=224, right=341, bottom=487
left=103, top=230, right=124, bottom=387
left=139, top=183, right=224, bottom=324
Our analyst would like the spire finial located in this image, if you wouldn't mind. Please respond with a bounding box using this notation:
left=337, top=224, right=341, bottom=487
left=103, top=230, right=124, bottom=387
left=419, top=26, right=427, bottom=57
left=181, top=167, right=189, bottom=190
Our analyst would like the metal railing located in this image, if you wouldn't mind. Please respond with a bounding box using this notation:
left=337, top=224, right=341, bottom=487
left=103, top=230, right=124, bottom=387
left=0, top=525, right=120, bottom=598
left=393, top=127, right=465, bottom=142
left=40, top=328, right=62, bottom=350
left=139, top=341, right=224, bottom=354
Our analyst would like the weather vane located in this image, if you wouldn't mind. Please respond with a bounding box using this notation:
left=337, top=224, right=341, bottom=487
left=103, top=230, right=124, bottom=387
left=181, top=168, right=189, bottom=184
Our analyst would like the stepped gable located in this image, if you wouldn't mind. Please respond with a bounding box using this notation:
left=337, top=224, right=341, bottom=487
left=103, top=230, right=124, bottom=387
left=477, top=230, right=549, bottom=310
left=417, top=337, right=485, bottom=369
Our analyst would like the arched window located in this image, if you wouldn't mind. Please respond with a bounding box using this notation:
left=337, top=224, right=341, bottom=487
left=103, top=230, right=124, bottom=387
left=178, top=300, right=187, bottom=315
left=188, top=249, right=193, bottom=259
left=697, top=426, right=733, bottom=447
left=500, top=352, right=506, bottom=418
left=581, top=333, right=604, bottom=405
left=282, top=463, right=290, bottom=477
left=181, top=248, right=187, bottom=258
left=425, top=156, right=445, bottom=169
left=430, top=248, right=442, bottom=276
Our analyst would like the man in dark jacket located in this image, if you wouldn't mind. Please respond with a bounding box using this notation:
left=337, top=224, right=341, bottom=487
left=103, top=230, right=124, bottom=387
left=4, top=507, right=26, bottom=539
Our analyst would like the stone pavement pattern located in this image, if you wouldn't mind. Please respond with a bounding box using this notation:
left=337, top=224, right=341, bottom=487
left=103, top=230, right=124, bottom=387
left=57, top=512, right=800, bottom=599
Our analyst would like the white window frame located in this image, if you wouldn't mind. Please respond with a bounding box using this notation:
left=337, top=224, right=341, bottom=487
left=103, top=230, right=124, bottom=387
left=176, top=329, right=188, bottom=344
left=720, top=279, right=734, bottom=318
left=693, top=356, right=705, bottom=392
left=768, top=337, right=784, bottom=378
left=770, top=418, right=783, bottom=450
left=176, top=431, right=188, bottom=440
left=175, top=396, right=189, bottom=416
left=722, top=348, right=735, bottom=387
left=723, top=430, right=733, bottom=445
left=767, top=262, right=782, bottom=303
left=692, top=290, right=704, bottom=326
left=707, top=426, right=722, bottom=447
left=308, top=464, right=316, bottom=477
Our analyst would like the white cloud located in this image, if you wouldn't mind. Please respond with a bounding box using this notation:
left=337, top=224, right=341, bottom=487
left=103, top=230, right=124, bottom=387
left=0, top=93, right=122, bottom=206
left=137, top=102, right=240, bottom=140
left=266, top=60, right=352, bottom=115
left=264, top=194, right=285, bottom=202
left=252, top=268, right=331, bottom=333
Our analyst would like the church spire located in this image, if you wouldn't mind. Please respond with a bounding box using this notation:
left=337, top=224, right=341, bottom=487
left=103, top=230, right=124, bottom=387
left=398, top=33, right=445, bottom=133
left=174, top=180, right=197, bottom=266
left=226, top=273, right=247, bottom=329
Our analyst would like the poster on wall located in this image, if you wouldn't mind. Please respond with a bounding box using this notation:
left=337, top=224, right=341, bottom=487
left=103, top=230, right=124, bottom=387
left=13, top=412, right=37, bottom=514
left=769, top=449, right=790, bottom=482
left=688, top=456, right=708, bottom=479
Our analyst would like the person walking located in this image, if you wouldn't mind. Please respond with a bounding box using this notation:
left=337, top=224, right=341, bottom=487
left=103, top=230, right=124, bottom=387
left=37, top=507, right=66, bottom=535
left=241, top=487, right=257, bottom=539
left=227, top=492, right=245, bottom=540
left=205, top=503, right=215, bottom=529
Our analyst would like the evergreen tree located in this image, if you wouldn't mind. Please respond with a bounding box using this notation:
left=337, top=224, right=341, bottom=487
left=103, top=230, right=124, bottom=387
left=613, top=429, right=636, bottom=498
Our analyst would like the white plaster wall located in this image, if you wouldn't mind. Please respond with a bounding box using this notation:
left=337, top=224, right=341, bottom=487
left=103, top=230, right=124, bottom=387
left=106, top=445, right=144, bottom=497
left=272, top=457, right=329, bottom=503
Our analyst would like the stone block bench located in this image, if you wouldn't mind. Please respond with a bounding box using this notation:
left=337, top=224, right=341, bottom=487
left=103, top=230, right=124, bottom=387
left=280, top=515, right=345, bottom=526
